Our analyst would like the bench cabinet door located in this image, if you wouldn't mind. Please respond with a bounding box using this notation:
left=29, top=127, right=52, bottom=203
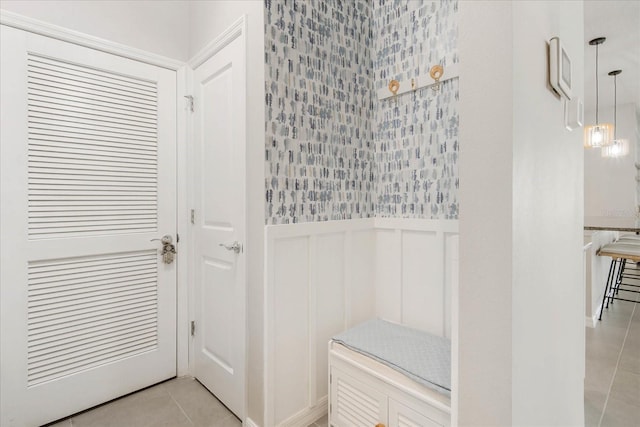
left=330, top=366, right=387, bottom=427
left=388, top=398, right=444, bottom=427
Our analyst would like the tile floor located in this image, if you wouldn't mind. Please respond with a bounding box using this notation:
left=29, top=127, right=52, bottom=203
left=585, top=280, right=640, bottom=427
left=47, top=377, right=241, bottom=427
left=47, top=289, right=638, bottom=427
left=306, top=414, right=328, bottom=427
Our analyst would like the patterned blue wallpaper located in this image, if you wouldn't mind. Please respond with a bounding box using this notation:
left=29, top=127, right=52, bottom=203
left=264, top=0, right=459, bottom=224
left=264, top=0, right=375, bottom=224
left=373, top=0, right=459, bottom=219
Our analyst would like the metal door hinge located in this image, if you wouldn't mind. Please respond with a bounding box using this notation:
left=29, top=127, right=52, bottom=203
left=190, top=320, right=195, bottom=336
left=190, top=209, right=195, bottom=224
left=176, top=233, right=180, bottom=243
left=184, top=95, right=194, bottom=112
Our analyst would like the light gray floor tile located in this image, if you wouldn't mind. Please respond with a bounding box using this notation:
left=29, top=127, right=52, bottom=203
left=313, top=414, right=329, bottom=427
left=585, top=360, right=617, bottom=394
left=584, top=401, right=602, bottom=427
left=584, top=389, right=608, bottom=421
left=599, top=297, right=637, bottom=315
left=619, top=345, right=640, bottom=374
left=213, top=414, right=242, bottom=427
left=70, top=386, right=192, bottom=427
left=624, top=324, right=640, bottom=348
left=600, top=397, right=640, bottom=427
left=586, top=282, right=639, bottom=425
left=610, top=369, right=640, bottom=406
left=163, top=377, right=236, bottom=427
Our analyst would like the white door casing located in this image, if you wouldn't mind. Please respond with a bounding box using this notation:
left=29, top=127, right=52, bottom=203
left=0, top=25, right=177, bottom=426
left=191, top=24, right=247, bottom=420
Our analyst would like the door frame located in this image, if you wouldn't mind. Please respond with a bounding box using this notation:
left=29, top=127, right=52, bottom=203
left=185, top=14, right=249, bottom=419
left=0, top=8, right=192, bottom=379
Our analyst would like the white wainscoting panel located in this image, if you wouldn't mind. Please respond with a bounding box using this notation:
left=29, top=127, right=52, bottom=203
left=375, top=218, right=459, bottom=338
left=272, top=236, right=309, bottom=425
left=264, top=218, right=458, bottom=426
left=265, top=219, right=376, bottom=427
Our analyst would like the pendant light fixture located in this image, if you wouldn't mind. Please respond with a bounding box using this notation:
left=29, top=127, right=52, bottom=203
left=602, top=70, right=629, bottom=158
left=584, top=37, right=614, bottom=148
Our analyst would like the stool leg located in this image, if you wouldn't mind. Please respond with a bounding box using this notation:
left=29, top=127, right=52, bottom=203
left=616, top=259, right=626, bottom=295
left=611, top=259, right=626, bottom=300
left=599, top=259, right=616, bottom=320
left=606, top=259, right=618, bottom=308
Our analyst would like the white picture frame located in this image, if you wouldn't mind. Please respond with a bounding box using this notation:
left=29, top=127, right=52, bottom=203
left=549, top=37, right=572, bottom=100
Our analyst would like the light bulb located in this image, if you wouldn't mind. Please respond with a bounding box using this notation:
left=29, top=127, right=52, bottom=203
left=602, top=138, right=629, bottom=158
left=584, top=123, right=614, bottom=148
left=593, top=128, right=603, bottom=144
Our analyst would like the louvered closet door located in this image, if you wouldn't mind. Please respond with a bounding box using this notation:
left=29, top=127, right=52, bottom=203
left=0, top=26, right=177, bottom=427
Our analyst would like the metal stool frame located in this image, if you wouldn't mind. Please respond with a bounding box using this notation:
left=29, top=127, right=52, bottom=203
left=597, top=245, right=640, bottom=320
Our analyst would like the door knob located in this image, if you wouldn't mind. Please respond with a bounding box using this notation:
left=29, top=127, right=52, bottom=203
left=151, top=235, right=176, bottom=264
left=219, top=241, right=242, bottom=254
left=151, top=234, right=173, bottom=245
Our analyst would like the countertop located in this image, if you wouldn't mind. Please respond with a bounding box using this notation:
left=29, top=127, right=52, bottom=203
left=584, top=216, right=640, bottom=232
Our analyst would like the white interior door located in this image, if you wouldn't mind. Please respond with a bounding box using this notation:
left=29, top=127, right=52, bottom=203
left=192, top=31, right=246, bottom=419
left=0, top=26, right=177, bottom=427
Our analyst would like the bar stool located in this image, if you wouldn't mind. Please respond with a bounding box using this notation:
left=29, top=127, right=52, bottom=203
left=597, top=242, right=640, bottom=320
left=616, top=234, right=640, bottom=242
left=615, top=234, right=640, bottom=279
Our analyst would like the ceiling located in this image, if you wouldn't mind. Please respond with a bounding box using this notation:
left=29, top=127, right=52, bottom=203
left=584, top=1, right=640, bottom=111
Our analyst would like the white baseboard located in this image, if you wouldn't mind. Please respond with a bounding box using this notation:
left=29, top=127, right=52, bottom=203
left=586, top=302, right=604, bottom=328
left=279, top=396, right=328, bottom=427
left=585, top=316, right=596, bottom=328
left=245, top=417, right=260, bottom=427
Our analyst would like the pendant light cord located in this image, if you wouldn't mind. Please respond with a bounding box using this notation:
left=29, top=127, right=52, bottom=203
left=613, top=74, right=617, bottom=139
left=595, top=43, right=599, bottom=124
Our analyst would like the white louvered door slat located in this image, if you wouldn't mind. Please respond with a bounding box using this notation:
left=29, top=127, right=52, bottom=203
left=330, top=367, right=387, bottom=427
left=388, top=399, right=444, bottom=427
left=1, top=25, right=177, bottom=427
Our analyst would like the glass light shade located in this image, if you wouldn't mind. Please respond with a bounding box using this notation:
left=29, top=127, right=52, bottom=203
left=584, top=123, right=614, bottom=148
left=601, top=138, right=629, bottom=158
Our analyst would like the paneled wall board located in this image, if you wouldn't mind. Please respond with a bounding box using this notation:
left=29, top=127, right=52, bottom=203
left=444, top=234, right=459, bottom=339
left=401, top=230, right=444, bottom=334
left=265, top=218, right=458, bottom=426
left=314, top=233, right=346, bottom=400
left=374, top=219, right=458, bottom=338
left=271, top=236, right=310, bottom=425
left=265, top=219, right=377, bottom=426
left=375, top=229, right=403, bottom=322
left=348, top=230, right=377, bottom=326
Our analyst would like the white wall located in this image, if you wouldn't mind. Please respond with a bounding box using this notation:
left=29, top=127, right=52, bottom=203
left=458, top=1, right=513, bottom=423
left=459, top=1, right=585, bottom=425
left=584, top=103, right=638, bottom=218
left=511, top=2, right=584, bottom=424
left=0, top=0, right=189, bottom=61
left=186, top=2, right=266, bottom=425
